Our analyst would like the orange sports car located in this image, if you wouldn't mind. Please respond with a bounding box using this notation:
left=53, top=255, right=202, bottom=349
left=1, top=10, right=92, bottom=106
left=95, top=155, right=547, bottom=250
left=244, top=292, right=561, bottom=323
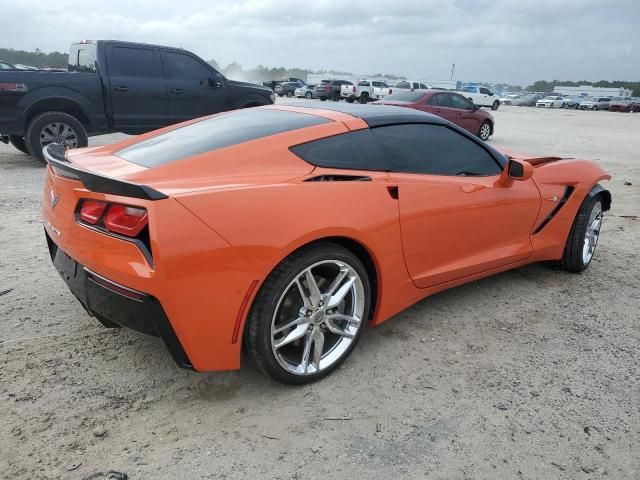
left=42, top=103, right=611, bottom=384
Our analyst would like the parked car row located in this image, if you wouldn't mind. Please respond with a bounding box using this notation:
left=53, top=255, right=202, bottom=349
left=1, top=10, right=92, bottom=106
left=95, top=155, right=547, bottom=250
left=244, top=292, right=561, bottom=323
left=498, top=92, right=639, bottom=112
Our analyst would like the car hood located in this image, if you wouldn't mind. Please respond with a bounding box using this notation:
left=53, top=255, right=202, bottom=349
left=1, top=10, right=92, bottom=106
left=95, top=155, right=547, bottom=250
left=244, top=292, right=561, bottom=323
left=226, top=79, right=273, bottom=95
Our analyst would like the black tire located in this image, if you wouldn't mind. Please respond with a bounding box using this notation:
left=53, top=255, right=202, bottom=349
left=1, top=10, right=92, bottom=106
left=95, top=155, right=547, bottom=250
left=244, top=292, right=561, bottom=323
left=320, top=96, right=327, bottom=101
left=345, top=97, right=355, bottom=103
left=305, top=92, right=313, bottom=99
left=359, top=93, right=369, bottom=104
left=491, top=100, right=500, bottom=111
left=9, top=135, right=30, bottom=155
left=278, top=93, right=284, bottom=97
left=246, top=241, right=371, bottom=384
left=592, top=105, right=598, bottom=111
left=25, top=111, right=88, bottom=165
left=556, top=191, right=605, bottom=273
left=286, top=91, right=293, bottom=98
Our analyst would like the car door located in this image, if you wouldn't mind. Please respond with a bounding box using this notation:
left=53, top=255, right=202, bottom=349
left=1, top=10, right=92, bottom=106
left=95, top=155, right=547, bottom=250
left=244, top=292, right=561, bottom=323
left=479, top=87, right=493, bottom=105
left=374, top=123, right=540, bottom=288
left=449, top=93, right=481, bottom=134
left=106, top=44, right=168, bottom=131
left=424, top=93, right=457, bottom=123
left=162, top=50, right=226, bottom=124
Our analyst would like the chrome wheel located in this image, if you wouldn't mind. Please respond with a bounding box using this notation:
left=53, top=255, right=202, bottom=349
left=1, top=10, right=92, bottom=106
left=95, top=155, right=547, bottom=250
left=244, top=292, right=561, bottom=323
left=582, top=201, right=602, bottom=265
left=39, top=122, right=78, bottom=148
left=479, top=122, right=491, bottom=141
left=270, top=260, right=365, bottom=376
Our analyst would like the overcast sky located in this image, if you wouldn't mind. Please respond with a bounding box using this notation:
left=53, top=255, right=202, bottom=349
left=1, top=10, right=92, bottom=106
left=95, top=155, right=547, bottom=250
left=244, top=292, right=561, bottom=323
left=1, top=0, right=638, bottom=86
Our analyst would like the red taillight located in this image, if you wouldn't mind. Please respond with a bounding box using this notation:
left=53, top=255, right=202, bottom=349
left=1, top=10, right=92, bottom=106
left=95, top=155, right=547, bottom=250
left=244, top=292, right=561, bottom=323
left=352, top=86, right=356, bottom=92
left=79, top=200, right=107, bottom=225
left=78, top=199, right=148, bottom=237
left=103, top=204, right=148, bottom=237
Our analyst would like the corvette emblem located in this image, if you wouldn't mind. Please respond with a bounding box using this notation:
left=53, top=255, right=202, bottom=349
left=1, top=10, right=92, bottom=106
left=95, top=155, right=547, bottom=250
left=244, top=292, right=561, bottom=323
left=50, top=189, right=60, bottom=209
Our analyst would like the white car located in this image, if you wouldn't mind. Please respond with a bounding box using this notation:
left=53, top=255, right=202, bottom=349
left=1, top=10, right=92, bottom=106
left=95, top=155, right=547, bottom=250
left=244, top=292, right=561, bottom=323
left=373, top=80, right=429, bottom=100
left=341, top=80, right=390, bottom=103
left=499, top=94, right=521, bottom=105
left=459, top=86, right=500, bottom=110
left=536, top=95, right=565, bottom=108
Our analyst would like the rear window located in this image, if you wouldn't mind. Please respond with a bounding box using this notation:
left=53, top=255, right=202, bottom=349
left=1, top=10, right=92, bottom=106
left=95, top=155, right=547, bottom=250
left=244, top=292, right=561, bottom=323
left=116, top=109, right=330, bottom=167
left=358, top=81, right=370, bottom=86
left=395, top=81, right=411, bottom=89
left=384, top=91, right=426, bottom=102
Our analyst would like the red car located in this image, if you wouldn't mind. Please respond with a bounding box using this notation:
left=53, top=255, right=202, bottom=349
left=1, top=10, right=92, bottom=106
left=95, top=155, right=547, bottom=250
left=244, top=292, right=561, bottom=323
left=374, top=90, right=494, bottom=141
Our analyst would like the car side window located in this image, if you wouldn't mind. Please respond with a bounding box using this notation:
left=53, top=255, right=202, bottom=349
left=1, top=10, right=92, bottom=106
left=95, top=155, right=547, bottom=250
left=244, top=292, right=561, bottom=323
left=419, top=83, right=428, bottom=89
left=428, top=93, right=452, bottom=107
left=450, top=94, right=474, bottom=110
left=370, top=124, right=502, bottom=176
left=165, top=52, right=212, bottom=80
left=290, top=129, right=386, bottom=171
left=479, top=87, right=490, bottom=95
left=109, top=46, right=162, bottom=78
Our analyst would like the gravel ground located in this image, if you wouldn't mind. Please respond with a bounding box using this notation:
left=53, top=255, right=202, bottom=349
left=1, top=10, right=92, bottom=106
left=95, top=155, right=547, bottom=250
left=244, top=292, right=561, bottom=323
left=1, top=104, right=639, bottom=480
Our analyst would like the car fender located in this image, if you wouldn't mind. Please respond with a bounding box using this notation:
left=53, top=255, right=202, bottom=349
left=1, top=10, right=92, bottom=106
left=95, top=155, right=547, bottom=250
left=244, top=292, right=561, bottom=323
left=20, top=87, right=98, bottom=130
left=530, top=159, right=611, bottom=260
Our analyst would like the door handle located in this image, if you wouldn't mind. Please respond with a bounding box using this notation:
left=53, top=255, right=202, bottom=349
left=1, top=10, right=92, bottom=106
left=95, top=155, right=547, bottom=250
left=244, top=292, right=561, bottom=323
left=113, top=86, right=129, bottom=92
left=170, top=88, right=184, bottom=95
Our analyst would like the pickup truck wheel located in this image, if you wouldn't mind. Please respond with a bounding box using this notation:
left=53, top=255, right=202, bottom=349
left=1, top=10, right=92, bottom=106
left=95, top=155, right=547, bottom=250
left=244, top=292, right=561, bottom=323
left=491, top=100, right=500, bottom=110
left=345, top=97, right=355, bottom=103
left=359, top=93, right=369, bottom=104
left=9, top=136, right=30, bottom=155
left=25, top=112, right=88, bottom=164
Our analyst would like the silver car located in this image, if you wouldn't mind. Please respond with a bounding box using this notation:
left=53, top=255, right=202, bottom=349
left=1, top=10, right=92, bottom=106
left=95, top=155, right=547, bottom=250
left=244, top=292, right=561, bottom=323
left=579, top=97, right=612, bottom=111
left=294, top=85, right=317, bottom=99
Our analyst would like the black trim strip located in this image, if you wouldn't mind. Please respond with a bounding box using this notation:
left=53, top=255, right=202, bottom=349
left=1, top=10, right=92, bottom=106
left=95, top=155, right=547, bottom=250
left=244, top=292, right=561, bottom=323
left=533, top=186, right=574, bottom=234
left=43, top=143, right=168, bottom=201
left=304, top=175, right=372, bottom=182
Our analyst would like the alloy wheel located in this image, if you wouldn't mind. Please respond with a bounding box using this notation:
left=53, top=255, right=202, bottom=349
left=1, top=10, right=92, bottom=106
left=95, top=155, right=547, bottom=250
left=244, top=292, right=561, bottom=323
left=479, top=123, right=491, bottom=141
left=270, top=260, right=365, bottom=376
left=582, top=201, right=602, bottom=265
left=39, top=122, right=79, bottom=149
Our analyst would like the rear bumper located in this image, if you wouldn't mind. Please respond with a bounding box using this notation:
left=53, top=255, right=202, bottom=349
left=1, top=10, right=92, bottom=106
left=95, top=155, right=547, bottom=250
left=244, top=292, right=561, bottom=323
left=45, top=229, right=193, bottom=369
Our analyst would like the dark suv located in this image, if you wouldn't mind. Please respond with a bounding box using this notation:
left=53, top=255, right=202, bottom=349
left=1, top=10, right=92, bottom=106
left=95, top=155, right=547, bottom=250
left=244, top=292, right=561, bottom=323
left=275, top=81, right=303, bottom=97
left=316, top=79, right=353, bottom=101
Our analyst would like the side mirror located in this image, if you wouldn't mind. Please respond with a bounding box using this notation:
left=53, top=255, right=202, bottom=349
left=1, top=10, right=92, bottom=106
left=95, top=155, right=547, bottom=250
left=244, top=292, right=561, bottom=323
left=498, top=159, right=533, bottom=186
left=200, top=77, right=223, bottom=88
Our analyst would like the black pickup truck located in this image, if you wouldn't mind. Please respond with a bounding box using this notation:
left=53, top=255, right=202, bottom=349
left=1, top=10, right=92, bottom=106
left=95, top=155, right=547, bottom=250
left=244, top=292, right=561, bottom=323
left=0, top=40, right=275, bottom=163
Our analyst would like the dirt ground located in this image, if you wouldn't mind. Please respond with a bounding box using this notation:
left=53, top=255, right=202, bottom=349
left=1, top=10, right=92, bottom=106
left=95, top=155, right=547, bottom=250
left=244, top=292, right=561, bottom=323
left=1, top=104, right=639, bottom=480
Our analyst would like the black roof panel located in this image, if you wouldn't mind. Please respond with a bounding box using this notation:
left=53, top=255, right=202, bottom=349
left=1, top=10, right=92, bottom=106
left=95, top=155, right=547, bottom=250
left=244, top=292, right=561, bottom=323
left=280, top=101, right=449, bottom=127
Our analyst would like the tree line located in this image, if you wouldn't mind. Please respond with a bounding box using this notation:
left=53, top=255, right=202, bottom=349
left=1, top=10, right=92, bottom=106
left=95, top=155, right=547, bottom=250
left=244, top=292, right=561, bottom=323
left=0, top=48, right=67, bottom=68
left=526, top=79, right=638, bottom=95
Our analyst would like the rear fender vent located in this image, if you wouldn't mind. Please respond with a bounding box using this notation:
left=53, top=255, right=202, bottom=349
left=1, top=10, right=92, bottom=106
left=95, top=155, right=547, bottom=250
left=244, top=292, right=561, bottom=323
left=304, top=175, right=372, bottom=182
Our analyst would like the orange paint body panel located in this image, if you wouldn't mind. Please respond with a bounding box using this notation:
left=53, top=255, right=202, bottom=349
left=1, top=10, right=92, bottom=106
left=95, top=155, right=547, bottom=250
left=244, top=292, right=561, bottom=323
left=42, top=105, right=611, bottom=372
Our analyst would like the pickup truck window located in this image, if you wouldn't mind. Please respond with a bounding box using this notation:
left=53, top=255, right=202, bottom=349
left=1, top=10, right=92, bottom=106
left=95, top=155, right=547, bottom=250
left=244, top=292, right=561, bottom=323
left=479, top=87, right=492, bottom=95
left=110, top=47, right=162, bottom=78
left=165, top=52, right=212, bottom=80
left=358, top=81, right=370, bottom=86
left=69, top=44, right=97, bottom=73
left=395, top=81, right=411, bottom=89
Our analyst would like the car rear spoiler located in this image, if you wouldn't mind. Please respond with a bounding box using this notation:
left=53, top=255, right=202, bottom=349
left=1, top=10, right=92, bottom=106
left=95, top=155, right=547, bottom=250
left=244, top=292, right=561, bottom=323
left=43, top=143, right=168, bottom=201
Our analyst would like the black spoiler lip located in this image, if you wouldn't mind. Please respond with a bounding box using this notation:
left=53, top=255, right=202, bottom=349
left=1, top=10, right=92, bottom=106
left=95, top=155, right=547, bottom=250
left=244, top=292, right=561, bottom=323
left=43, top=143, right=168, bottom=201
